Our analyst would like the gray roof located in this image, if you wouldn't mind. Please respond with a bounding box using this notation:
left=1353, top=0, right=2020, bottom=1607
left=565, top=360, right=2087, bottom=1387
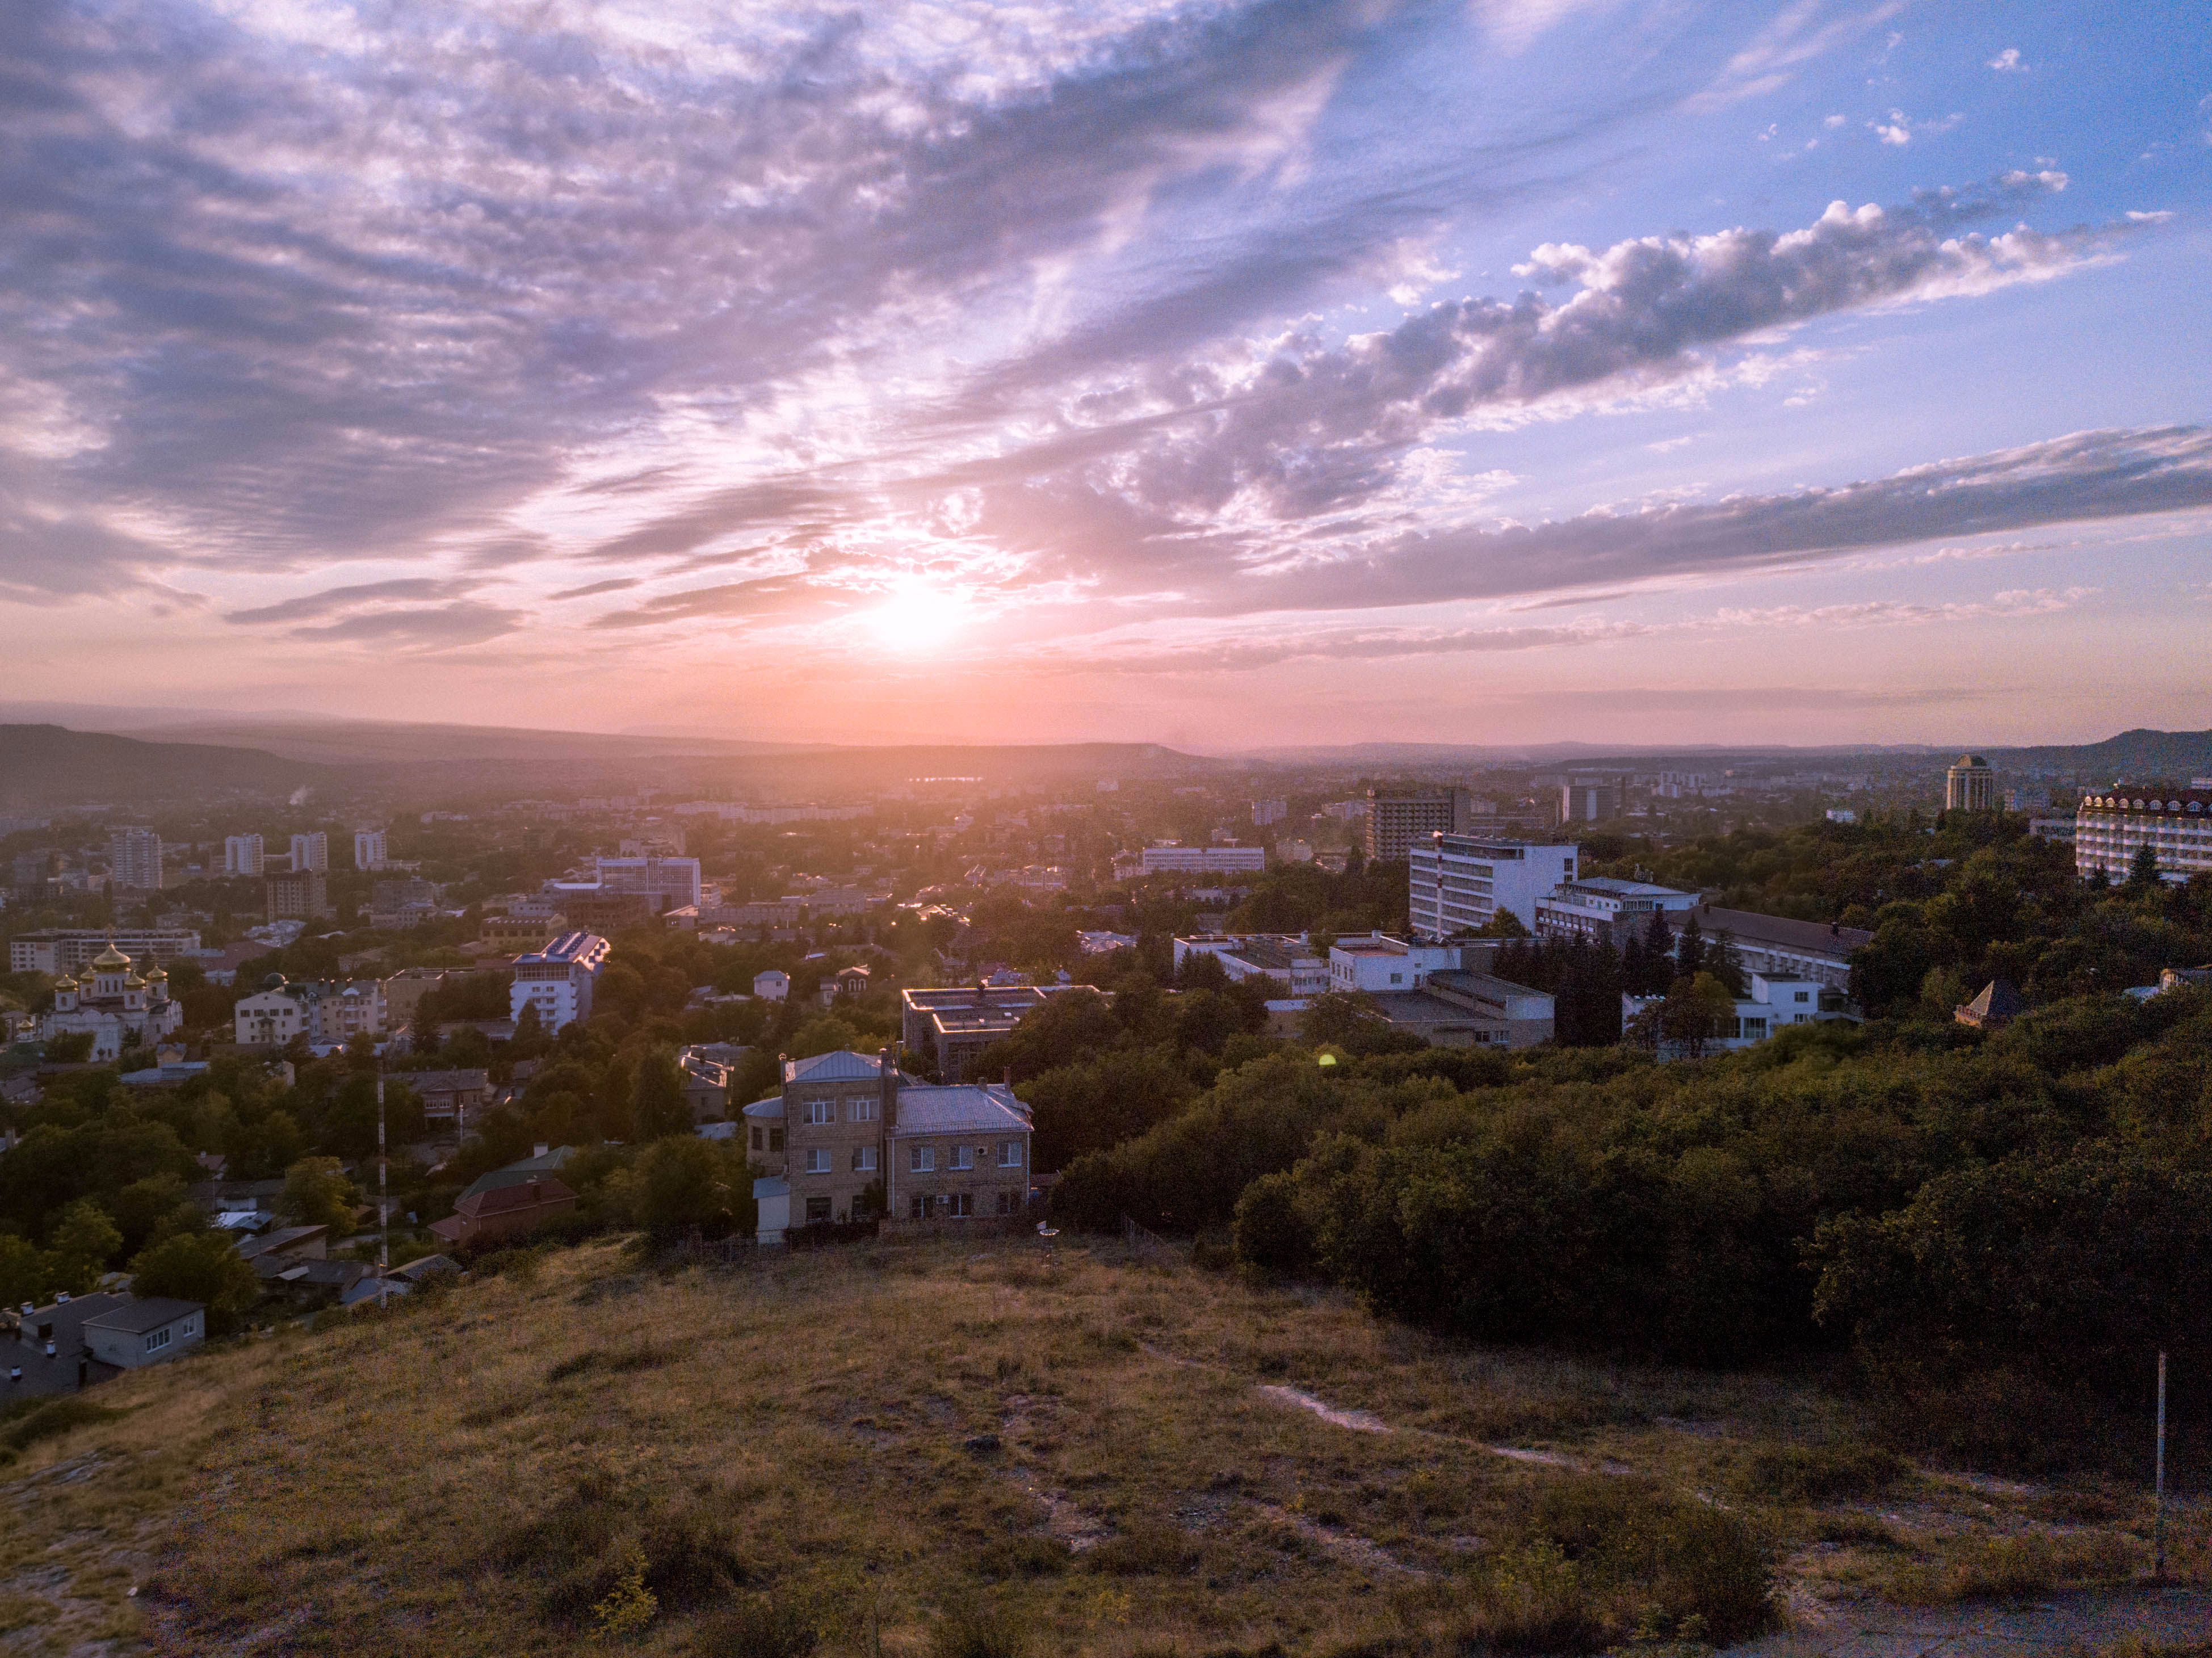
left=753, top=1176, right=789, bottom=1198
left=783, top=1048, right=890, bottom=1083
left=459, top=1147, right=573, bottom=1201
left=81, top=1296, right=203, bottom=1334
left=742, top=1095, right=786, bottom=1119
left=1691, top=905, right=1871, bottom=958
left=237, top=1224, right=327, bottom=1261
left=891, top=1083, right=1030, bottom=1136
left=392, top=1254, right=460, bottom=1281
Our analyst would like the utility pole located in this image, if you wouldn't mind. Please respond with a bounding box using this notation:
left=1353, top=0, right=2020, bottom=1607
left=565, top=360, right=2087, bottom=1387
left=377, top=1073, right=389, bottom=1309
left=2154, top=1349, right=2167, bottom=1581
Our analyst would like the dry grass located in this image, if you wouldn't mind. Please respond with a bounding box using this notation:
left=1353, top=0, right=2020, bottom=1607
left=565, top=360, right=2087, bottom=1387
left=0, top=1235, right=2199, bottom=1656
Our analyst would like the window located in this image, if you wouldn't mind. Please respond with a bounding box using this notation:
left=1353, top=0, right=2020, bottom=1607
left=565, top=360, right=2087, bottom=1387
left=768, top=1128, right=784, bottom=1152
left=1794, top=991, right=1809, bottom=1002
left=806, top=1196, right=833, bottom=1223
left=805, top=1149, right=832, bottom=1174
left=849, top=1096, right=877, bottom=1122
left=1389, top=972, right=1403, bottom=985
left=910, top=1194, right=927, bottom=1220
left=995, top=1190, right=1014, bottom=1216
left=951, top=1145, right=973, bottom=1170
left=851, top=1145, right=877, bottom=1173
left=911, top=1144, right=934, bottom=1173
left=146, top=1327, right=171, bottom=1352
left=998, top=1140, right=1022, bottom=1168
left=750, top=1126, right=763, bottom=1151
left=948, top=1193, right=973, bottom=1218
left=804, top=1098, right=834, bottom=1125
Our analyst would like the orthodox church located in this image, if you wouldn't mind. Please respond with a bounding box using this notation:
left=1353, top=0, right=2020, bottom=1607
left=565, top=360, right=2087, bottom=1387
left=37, top=939, right=184, bottom=1063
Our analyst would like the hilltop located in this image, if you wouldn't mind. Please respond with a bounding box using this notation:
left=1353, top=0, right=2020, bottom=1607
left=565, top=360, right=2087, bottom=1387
left=0, top=724, right=330, bottom=809
left=5, top=1236, right=2202, bottom=1656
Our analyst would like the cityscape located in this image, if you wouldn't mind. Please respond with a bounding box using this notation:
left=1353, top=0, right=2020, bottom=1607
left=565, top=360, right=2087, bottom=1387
left=2, top=0, right=2210, bottom=1651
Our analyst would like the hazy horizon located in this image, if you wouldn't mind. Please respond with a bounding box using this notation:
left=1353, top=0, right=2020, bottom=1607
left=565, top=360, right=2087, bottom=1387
left=4, top=0, right=2209, bottom=747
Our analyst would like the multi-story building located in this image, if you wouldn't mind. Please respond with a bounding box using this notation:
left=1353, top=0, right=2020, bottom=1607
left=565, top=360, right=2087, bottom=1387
left=745, top=1049, right=1033, bottom=1231
left=1365, top=790, right=1473, bottom=862
left=482, top=912, right=564, bottom=951
left=591, top=855, right=702, bottom=912
left=1251, top=799, right=1288, bottom=826
left=1557, top=778, right=1623, bottom=824
left=1326, top=934, right=1470, bottom=993
left=1945, top=754, right=1997, bottom=812
left=1622, top=972, right=1832, bottom=1059
left=266, top=871, right=331, bottom=921
left=1139, top=843, right=1267, bottom=876
left=899, top=982, right=1104, bottom=1081
left=224, top=834, right=265, bottom=877
left=232, top=976, right=387, bottom=1048
left=2073, top=785, right=2212, bottom=885
left=1369, top=969, right=1555, bottom=1049
left=290, top=832, right=329, bottom=873
left=370, top=878, right=443, bottom=929
left=1408, top=836, right=1579, bottom=938
left=1533, top=878, right=1699, bottom=948
left=509, top=931, right=612, bottom=1029
left=1173, top=934, right=1332, bottom=997
left=1677, top=904, right=1869, bottom=993
left=10, top=927, right=202, bottom=974
left=354, top=829, right=388, bottom=871
left=37, top=942, right=184, bottom=1061
left=109, top=828, right=163, bottom=892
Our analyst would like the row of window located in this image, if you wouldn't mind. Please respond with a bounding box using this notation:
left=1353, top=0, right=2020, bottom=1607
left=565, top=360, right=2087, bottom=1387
left=906, top=1190, right=1025, bottom=1219
left=801, top=1095, right=878, bottom=1124
left=804, top=1145, right=880, bottom=1174
left=786, top=1139, right=1027, bottom=1175
left=910, top=1141, right=1023, bottom=1172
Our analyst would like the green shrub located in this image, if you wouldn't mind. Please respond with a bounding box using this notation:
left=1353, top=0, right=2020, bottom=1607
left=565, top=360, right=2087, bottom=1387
left=1468, top=1539, right=1606, bottom=1655
left=929, top=1600, right=1027, bottom=1658
left=1739, top=1443, right=1910, bottom=1501
left=1, top=1396, right=125, bottom=1454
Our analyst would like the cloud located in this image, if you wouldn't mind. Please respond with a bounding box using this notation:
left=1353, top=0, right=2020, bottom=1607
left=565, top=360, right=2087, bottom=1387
left=1987, top=47, right=2024, bottom=72
left=1687, top=0, right=1907, bottom=110
left=548, top=578, right=644, bottom=602
left=223, top=578, right=479, bottom=626
left=283, top=603, right=528, bottom=649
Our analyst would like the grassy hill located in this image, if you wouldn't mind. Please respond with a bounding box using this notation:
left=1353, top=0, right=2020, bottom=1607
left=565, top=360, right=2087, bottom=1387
left=2, top=1236, right=2200, bottom=1656
left=0, top=724, right=328, bottom=808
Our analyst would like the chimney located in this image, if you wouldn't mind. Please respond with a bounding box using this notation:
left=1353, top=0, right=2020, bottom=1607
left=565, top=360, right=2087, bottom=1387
left=534, top=1143, right=549, bottom=1158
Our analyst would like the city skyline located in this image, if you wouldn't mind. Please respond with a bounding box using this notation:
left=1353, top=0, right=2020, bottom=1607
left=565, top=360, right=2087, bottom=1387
left=4, top=0, right=2209, bottom=747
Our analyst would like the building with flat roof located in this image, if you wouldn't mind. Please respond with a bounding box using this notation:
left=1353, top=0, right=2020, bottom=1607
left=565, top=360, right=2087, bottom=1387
left=290, top=832, right=329, bottom=873
left=1365, top=789, right=1474, bottom=862
left=1370, top=969, right=1554, bottom=1049
left=1534, top=878, right=1699, bottom=948
left=591, top=854, right=702, bottom=911
left=9, top=927, right=202, bottom=974
left=109, top=827, right=163, bottom=892
left=224, top=834, right=265, bottom=876
left=1327, top=934, right=1471, bottom=993
left=1945, top=754, right=1997, bottom=812
left=1557, top=778, right=1623, bottom=824
left=1173, top=934, right=1332, bottom=997
left=1408, top=836, right=1579, bottom=938
left=900, top=982, right=1105, bottom=1082
left=266, top=870, right=331, bottom=922
left=2073, top=786, right=2212, bottom=885
left=1679, top=904, right=1869, bottom=993
left=354, top=828, right=388, bottom=871
left=1140, top=843, right=1267, bottom=875
left=510, top=931, right=612, bottom=1029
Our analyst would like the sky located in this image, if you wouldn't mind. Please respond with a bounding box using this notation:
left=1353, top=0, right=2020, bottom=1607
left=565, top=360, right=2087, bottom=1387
left=2, top=0, right=2209, bottom=750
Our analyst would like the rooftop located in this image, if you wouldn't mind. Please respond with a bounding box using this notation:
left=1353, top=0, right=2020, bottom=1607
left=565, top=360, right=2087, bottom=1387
left=783, top=1048, right=893, bottom=1084
left=891, top=1083, right=1031, bottom=1136
left=1554, top=877, right=1694, bottom=899
left=81, top=1296, right=204, bottom=1335
left=514, top=931, right=611, bottom=967
left=1691, top=905, right=1872, bottom=957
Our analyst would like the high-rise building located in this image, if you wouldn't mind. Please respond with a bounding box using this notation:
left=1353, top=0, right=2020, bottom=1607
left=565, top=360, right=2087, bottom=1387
left=2072, top=786, right=2212, bottom=885
left=1251, top=799, right=1288, bottom=826
left=1944, top=754, right=1997, bottom=812
left=354, top=828, right=388, bottom=871
left=1365, top=789, right=1474, bottom=862
left=1408, top=835, right=1579, bottom=938
left=510, top=931, right=613, bottom=1029
left=109, top=827, right=163, bottom=891
left=224, top=834, right=265, bottom=876
left=267, top=871, right=332, bottom=921
left=290, top=832, right=330, bottom=872
left=1558, top=778, right=1623, bottom=823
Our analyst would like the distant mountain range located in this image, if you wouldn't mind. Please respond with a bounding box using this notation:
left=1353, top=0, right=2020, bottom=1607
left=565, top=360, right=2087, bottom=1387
left=0, top=724, right=329, bottom=808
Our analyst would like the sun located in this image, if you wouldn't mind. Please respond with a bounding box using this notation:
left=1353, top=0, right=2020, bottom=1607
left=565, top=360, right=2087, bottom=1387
left=863, top=582, right=970, bottom=653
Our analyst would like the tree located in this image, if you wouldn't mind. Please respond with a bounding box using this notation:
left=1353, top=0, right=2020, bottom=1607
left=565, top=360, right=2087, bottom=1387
left=631, top=1049, right=694, bottom=1142
left=622, top=1137, right=752, bottom=1241
left=43, top=1031, right=95, bottom=1063
left=129, top=1231, right=262, bottom=1335
left=45, top=1198, right=123, bottom=1294
left=1298, top=990, right=1382, bottom=1050
left=0, top=1233, right=47, bottom=1309
left=279, top=1156, right=360, bottom=1233
left=1708, top=931, right=1748, bottom=997
left=2126, top=843, right=2163, bottom=894
left=1642, top=906, right=1674, bottom=981
left=1675, top=912, right=1706, bottom=982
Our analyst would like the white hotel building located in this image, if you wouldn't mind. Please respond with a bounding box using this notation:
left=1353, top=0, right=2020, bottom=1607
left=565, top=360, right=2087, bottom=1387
left=2074, top=785, right=2212, bottom=885
left=1408, top=835, right=1579, bottom=937
left=510, top=931, right=613, bottom=1029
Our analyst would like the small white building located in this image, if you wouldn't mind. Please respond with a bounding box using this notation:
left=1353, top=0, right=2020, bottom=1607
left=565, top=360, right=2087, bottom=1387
left=1326, top=935, right=1466, bottom=993
left=1533, top=878, right=1699, bottom=948
left=80, top=1297, right=204, bottom=1369
left=1622, top=972, right=1831, bottom=1059
left=754, top=969, right=790, bottom=1002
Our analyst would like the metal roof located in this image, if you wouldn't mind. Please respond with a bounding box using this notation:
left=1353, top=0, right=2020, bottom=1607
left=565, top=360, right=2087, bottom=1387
left=81, top=1296, right=203, bottom=1334
left=889, top=1084, right=1030, bottom=1136
left=783, top=1048, right=890, bottom=1082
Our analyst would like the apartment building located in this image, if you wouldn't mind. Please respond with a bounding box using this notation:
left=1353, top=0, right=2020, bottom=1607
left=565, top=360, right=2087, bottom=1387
left=1364, top=789, right=1473, bottom=862
left=1139, top=843, right=1267, bottom=875
left=10, top=927, right=202, bottom=974
left=1533, top=878, right=1699, bottom=948
left=290, top=832, right=329, bottom=873
left=109, top=827, right=163, bottom=892
left=1408, top=836, right=1579, bottom=937
left=1945, top=754, right=1997, bottom=812
left=509, top=931, right=613, bottom=1029
left=2074, top=785, right=2212, bottom=885
left=354, top=829, right=388, bottom=871
left=224, top=834, right=266, bottom=876
left=266, top=871, right=331, bottom=921
left=232, top=976, right=387, bottom=1048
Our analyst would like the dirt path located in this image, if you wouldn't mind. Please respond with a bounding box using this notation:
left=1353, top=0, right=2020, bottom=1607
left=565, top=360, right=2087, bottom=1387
left=1722, top=1584, right=2212, bottom=1658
